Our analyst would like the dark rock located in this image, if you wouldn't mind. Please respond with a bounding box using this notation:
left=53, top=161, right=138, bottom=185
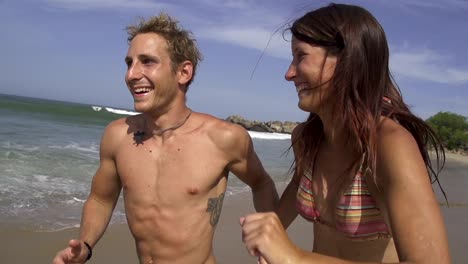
left=226, top=115, right=299, bottom=134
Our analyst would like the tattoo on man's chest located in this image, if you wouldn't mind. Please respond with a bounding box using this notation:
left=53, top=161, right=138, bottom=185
left=206, top=193, right=225, bottom=227
left=133, top=131, right=145, bottom=145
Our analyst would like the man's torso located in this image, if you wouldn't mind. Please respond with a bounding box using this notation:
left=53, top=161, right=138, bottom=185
left=112, top=113, right=235, bottom=264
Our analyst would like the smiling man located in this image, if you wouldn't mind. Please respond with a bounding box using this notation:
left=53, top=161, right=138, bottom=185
left=52, top=13, right=278, bottom=264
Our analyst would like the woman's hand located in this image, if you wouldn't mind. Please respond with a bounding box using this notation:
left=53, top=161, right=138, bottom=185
left=240, top=212, right=303, bottom=264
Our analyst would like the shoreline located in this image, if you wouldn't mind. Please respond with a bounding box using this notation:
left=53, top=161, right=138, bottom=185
left=444, top=151, right=468, bottom=164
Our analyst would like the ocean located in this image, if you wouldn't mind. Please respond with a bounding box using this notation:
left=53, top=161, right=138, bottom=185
left=0, top=94, right=294, bottom=231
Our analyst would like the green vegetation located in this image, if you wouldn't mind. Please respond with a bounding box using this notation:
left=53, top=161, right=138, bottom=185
left=426, top=112, right=468, bottom=151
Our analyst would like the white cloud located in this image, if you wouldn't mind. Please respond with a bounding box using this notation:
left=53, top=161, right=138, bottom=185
left=372, top=0, right=468, bottom=10
left=39, top=0, right=468, bottom=86
left=390, top=47, right=468, bottom=84
left=44, top=0, right=171, bottom=10
left=197, top=0, right=253, bottom=9
left=416, top=0, right=468, bottom=9
left=198, top=26, right=290, bottom=59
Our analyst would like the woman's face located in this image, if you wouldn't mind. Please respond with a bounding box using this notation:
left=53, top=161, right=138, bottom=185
left=285, top=36, right=337, bottom=114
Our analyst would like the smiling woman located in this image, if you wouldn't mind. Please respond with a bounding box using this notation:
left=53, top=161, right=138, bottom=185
left=240, top=3, right=451, bottom=264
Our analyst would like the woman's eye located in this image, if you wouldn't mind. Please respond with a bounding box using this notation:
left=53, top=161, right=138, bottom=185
left=294, top=52, right=305, bottom=62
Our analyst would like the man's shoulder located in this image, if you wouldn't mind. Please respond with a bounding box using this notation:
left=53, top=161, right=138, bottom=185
left=194, top=112, right=245, bottom=132
left=194, top=112, right=250, bottom=147
left=104, top=116, right=129, bottom=130
left=103, top=115, right=142, bottom=138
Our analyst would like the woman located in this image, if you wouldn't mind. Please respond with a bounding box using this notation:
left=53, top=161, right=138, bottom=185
left=240, top=3, right=450, bottom=264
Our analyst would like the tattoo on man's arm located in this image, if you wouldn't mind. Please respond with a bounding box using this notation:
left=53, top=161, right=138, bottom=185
left=206, top=193, right=225, bottom=227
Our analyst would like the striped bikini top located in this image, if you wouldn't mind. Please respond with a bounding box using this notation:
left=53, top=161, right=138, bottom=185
left=296, top=159, right=391, bottom=240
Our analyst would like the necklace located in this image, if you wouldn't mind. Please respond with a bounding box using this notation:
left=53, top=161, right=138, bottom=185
left=150, top=108, right=193, bottom=136
left=133, top=109, right=193, bottom=145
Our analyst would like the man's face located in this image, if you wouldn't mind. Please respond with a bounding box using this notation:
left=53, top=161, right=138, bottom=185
left=125, top=33, right=181, bottom=114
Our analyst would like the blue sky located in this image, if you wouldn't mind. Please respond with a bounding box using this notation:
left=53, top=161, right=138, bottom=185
left=1, top=0, right=467, bottom=122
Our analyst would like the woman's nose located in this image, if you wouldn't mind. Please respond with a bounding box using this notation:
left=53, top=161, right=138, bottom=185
left=284, top=63, right=296, bottom=81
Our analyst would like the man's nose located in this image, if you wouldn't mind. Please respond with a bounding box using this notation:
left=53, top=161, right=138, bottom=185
left=126, top=63, right=143, bottom=81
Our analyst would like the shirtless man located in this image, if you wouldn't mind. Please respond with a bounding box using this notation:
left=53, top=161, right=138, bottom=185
left=52, top=13, right=278, bottom=264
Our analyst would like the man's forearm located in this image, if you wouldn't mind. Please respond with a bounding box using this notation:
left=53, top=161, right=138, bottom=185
left=78, top=196, right=117, bottom=247
left=252, top=178, right=279, bottom=212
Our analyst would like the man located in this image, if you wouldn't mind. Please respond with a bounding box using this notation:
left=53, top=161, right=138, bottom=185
left=52, top=13, right=278, bottom=264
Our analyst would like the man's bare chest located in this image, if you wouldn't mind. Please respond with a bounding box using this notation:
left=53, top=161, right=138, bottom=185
left=115, top=137, right=229, bottom=198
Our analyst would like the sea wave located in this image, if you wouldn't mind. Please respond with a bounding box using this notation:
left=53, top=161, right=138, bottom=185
left=104, top=107, right=139, bottom=116
left=91, top=105, right=139, bottom=116
left=91, top=106, right=291, bottom=140
left=248, top=131, right=291, bottom=140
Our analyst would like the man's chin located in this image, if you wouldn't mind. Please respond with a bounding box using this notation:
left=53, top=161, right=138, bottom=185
left=133, top=104, right=148, bottom=113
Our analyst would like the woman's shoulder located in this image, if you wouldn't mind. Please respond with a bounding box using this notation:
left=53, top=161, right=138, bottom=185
left=376, top=117, right=425, bottom=172
left=377, top=117, right=416, bottom=149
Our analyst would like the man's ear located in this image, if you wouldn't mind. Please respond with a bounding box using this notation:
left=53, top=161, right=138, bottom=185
left=177, top=61, right=193, bottom=86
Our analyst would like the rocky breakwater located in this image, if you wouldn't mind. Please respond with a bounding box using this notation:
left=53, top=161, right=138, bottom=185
left=226, top=115, right=299, bottom=134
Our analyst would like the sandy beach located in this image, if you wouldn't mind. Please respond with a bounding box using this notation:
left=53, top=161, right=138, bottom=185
left=0, top=190, right=313, bottom=264
left=1, top=153, right=467, bottom=264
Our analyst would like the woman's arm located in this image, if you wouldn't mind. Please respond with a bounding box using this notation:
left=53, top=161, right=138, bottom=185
left=374, top=120, right=450, bottom=264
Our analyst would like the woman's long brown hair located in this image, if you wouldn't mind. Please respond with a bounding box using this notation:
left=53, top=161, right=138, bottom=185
left=289, top=3, right=446, bottom=199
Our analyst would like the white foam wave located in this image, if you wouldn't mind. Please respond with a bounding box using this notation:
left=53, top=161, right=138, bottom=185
left=49, top=143, right=99, bottom=154
left=33, top=175, right=50, bottom=182
left=225, top=185, right=250, bottom=196
left=248, top=131, right=291, bottom=140
left=72, top=197, right=86, bottom=203
left=91, top=106, right=102, bottom=111
left=1, top=141, right=40, bottom=152
left=105, top=107, right=139, bottom=116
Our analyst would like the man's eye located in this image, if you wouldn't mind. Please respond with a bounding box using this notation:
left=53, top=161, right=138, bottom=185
left=142, top=59, right=155, bottom=65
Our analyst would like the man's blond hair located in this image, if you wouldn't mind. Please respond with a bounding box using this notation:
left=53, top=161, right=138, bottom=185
left=127, top=13, right=203, bottom=89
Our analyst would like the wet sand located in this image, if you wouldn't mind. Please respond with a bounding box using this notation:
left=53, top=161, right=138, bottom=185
left=0, top=193, right=312, bottom=264
left=1, top=154, right=466, bottom=263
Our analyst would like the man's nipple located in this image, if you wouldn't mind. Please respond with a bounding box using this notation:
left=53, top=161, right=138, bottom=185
left=187, top=187, right=199, bottom=195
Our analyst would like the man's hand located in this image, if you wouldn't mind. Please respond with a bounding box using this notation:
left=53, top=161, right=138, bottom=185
left=52, top=239, right=89, bottom=264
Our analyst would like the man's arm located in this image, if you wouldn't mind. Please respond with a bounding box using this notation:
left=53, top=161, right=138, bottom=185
left=53, top=121, right=123, bottom=264
left=225, top=124, right=279, bottom=212
left=79, top=123, right=122, bottom=246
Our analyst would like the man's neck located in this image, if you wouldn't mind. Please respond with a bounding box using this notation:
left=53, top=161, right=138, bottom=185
left=144, top=106, right=193, bottom=136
